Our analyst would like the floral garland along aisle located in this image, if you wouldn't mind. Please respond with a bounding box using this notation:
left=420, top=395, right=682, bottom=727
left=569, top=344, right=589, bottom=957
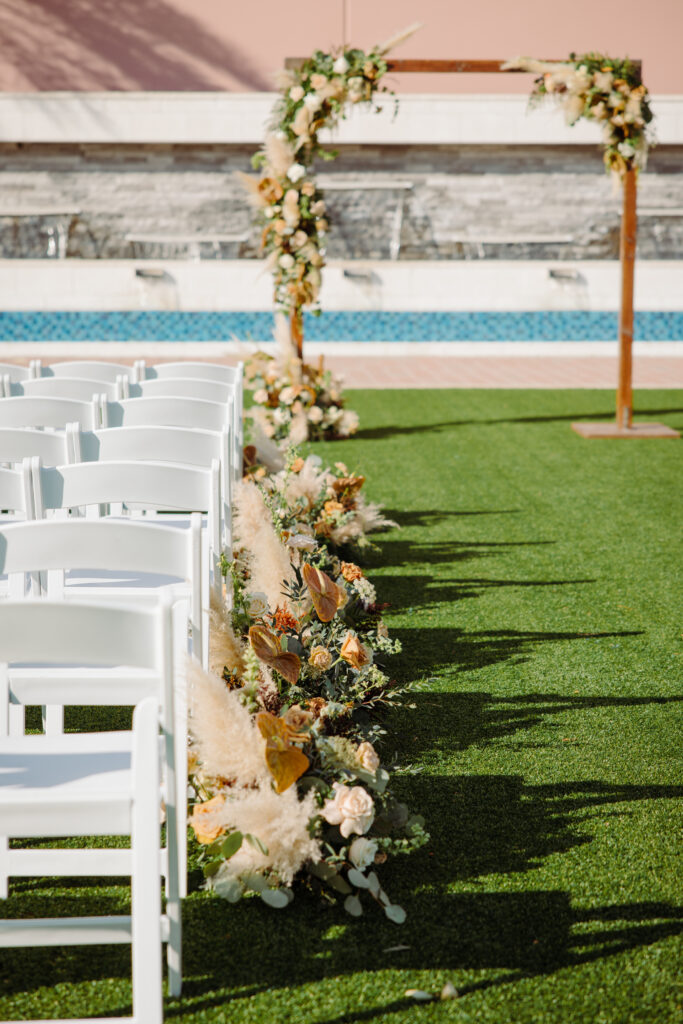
left=187, top=440, right=427, bottom=921
left=239, top=24, right=420, bottom=443
left=504, top=53, right=653, bottom=179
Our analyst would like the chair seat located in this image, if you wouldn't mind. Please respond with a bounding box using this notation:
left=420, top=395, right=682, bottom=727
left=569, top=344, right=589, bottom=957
left=0, top=731, right=134, bottom=836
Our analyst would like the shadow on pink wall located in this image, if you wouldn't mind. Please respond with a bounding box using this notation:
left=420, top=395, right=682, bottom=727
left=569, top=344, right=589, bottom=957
left=1, top=0, right=272, bottom=91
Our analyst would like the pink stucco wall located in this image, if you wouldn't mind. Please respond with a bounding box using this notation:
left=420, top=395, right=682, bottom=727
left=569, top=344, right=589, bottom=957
left=2, top=0, right=682, bottom=93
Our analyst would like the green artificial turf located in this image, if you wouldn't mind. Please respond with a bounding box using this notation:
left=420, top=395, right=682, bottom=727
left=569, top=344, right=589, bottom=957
left=1, top=388, right=682, bottom=1023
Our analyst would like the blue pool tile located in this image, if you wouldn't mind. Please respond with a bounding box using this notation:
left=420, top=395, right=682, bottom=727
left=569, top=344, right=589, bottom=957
left=0, top=311, right=681, bottom=342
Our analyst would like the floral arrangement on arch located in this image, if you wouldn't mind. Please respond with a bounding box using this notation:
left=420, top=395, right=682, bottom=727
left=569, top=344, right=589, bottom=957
left=187, top=447, right=425, bottom=921
left=238, top=24, right=420, bottom=318
left=505, top=54, right=653, bottom=179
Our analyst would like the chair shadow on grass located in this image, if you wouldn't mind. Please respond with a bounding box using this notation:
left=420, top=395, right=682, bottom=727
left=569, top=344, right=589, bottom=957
left=395, top=689, right=682, bottom=757
left=356, top=406, right=683, bottom=440
left=388, top=624, right=641, bottom=679
left=2, top=771, right=681, bottom=1016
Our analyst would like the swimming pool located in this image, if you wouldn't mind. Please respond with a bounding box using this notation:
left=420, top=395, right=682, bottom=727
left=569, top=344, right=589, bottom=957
left=2, top=310, right=682, bottom=342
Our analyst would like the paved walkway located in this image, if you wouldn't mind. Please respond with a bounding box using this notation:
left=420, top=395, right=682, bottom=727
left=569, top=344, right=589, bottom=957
left=2, top=344, right=682, bottom=388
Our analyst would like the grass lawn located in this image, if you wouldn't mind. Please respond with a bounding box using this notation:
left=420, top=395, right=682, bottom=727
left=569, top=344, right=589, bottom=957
left=1, top=388, right=682, bottom=1023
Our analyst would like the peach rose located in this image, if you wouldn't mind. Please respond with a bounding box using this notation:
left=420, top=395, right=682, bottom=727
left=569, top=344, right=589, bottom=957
left=309, top=645, right=333, bottom=671
left=322, top=783, right=375, bottom=838
left=340, top=632, right=370, bottom=671
left=189, top=794, right=226, bottom=845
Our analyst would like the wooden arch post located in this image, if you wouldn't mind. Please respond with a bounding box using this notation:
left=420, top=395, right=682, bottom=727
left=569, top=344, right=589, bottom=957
left=285, top=56, right=678, bottom=438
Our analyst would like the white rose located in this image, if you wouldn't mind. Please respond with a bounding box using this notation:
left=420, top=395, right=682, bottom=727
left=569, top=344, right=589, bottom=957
left=287, top=163, right=306, bottom=182
left=252, top=388, right=268, bottom=404
left=349, top=836, right=378, bottom=870
left=356, top=741, right=380, bottom=773
left=246, top=591, right=269, bottom=617
left=304, top=92, right=322, bottom=112
left=272, top=407, right=290, bottom=425
left=307, top=405, right=323, bottom=424
left=279, top=386, right=296, bottom=404
left=322, top=783, right=375, bottom=838
left=337, top=410, right=360, bottom=437
left=279, top=253, right=295, bottom=270
left=289, top=85, right=305, bottom=102
left=333, top=56, right=350, bottom=74
left=618, top=141, right=636, bottom=158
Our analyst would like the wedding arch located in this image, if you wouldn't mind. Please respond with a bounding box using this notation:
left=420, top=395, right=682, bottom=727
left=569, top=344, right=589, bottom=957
left=243, top=47, right=676, bottom=439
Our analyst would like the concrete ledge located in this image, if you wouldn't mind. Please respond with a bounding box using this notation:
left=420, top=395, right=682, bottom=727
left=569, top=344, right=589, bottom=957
left=0, top=92, right=681, bottom=145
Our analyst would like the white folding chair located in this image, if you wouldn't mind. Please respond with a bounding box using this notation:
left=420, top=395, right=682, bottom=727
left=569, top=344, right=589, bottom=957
left=121, top=382, right=241, bottom=484
left=0, top=426, right=74, bottom=467
left=0, top=597, right=182, bottom=1009
left=0, top=395, right=102, bottom=431
left=36, top=359, right=138, bottom=384
left=0, top=459, right=33, bottom=535
left=31, top=457, right=222, bottom=595
left=0, top=518, right=204, bottom=897
left=74, top=424, right=233, bottom=555
left=10, top=376, right=126, bottom=402
left=0, top=697, right=166, bottom=1020
left=0, top=363, right=31, bottom=383
left=137, top=359, right=241, bottom=384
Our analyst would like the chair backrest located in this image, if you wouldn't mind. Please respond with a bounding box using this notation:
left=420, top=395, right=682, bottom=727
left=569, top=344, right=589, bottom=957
left=0, top=517, right=205, bottom=660
left=0, top=363, right=31, bottom=383
left=0, top=427, right=72, bottom=466
left=0, top=598, right=176, bottom=753
left=104, top=395, right=231, bottom=432
left=0, top=395, right=100, bottom=430
left=130, top=377, right=235, bottom=405
left=75, top=424, right=232, bottom=545
left=0, top=461, right=33, bottom=520
left=31, top=457, right=221, bottom=588
left=38, top=360, right=137, bottom=383
left=139, top=360, right=242, bottom=385
left=14, top=376, right=123, bottom=402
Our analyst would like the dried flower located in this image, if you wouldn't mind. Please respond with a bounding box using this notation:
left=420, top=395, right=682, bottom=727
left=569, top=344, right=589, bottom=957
left=309, top=645, right=333, bottom=671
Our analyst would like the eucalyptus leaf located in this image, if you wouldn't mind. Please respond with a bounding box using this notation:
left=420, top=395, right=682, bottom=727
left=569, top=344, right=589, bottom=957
left=384, top=903, right=407, bottom=924
left=260, top=888, right=290, bottom=909
left=366, top=871, right=381, bottom=896
left=202, top=860, right=221, bottom=878
left=405, top=989, right=433, bottom=1002
left=220, top=831, right=243, bottom=860
left=245, top=833, right=269, bottom=856
left=309, top=861, right=352, bottom=894
left=344, top=894, right=363, bottom=917
left=213, top=875, right=243, bottom=903
left=347, top=868, right=371, bottom=889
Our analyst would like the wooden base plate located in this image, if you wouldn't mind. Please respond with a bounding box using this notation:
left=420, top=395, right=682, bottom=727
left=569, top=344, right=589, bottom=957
left=571, top=421, right=680, bottom=439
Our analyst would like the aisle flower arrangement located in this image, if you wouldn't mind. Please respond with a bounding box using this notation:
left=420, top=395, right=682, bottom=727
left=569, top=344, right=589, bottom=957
left=188, top=443, right=425, bottom=921
left=245, top=346, right=359, bottom=443
left=504, top=53, right=654, bottom=178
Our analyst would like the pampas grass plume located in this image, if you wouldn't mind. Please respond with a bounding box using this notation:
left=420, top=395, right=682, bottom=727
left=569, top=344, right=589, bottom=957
left=187, top=657, right=269, bottom=786
left=233, top=481, right=296, bottom=611
left=209, top=590, right=246, bottom=678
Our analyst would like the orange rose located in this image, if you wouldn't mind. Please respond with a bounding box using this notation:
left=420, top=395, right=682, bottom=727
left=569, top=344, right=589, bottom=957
left=189, top=794, right=226, bottom=845
left=291, top=457, right=305, bottom=473
left=340, top=632, right=371, bottom=671
left=341, top=561, right=363, bottom=582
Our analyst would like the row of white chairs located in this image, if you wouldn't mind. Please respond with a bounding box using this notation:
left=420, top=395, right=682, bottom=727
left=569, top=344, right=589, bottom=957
left=0, top=358, right=241, bottom=386
left=0, top=372, right=243, bottom=483
left=0, top=360, right=244, bottom=1020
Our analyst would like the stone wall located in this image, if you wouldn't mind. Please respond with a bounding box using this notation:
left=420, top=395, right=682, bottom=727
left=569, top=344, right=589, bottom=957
left=1, top=143, right=681, bottom=262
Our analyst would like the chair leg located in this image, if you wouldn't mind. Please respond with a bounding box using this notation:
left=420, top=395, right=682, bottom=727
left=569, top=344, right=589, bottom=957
left=131, top=701, right=164, bottom=1024
left=0, top=836, right=9, bottom=899
left=42, top=704, right=64, bottom=735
